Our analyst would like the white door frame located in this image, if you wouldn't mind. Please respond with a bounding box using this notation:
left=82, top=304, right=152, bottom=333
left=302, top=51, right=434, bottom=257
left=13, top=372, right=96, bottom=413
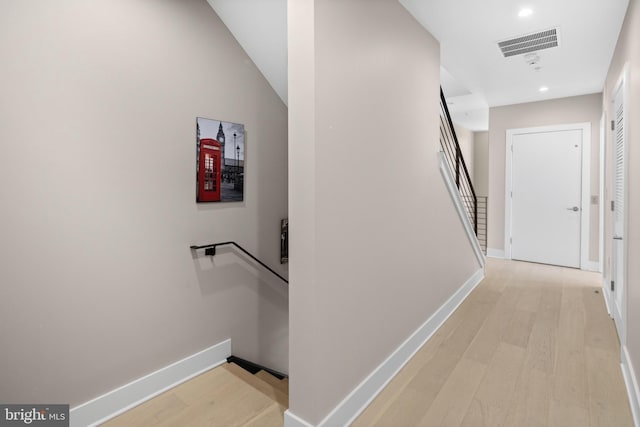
left=600, top=110, right=612, bottom=315
left=504, top=123, right=591, bottom=269
left=609, top=65, right=629, bottom=344
left=599, top=111, right=605, bottom=275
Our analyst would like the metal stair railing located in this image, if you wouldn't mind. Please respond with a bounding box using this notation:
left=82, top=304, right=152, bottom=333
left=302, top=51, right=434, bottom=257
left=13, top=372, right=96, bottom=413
left=477, top=196, right=488, bottom=253
left=190, top=241, right=288, bottom=284
left=439, top=87, right=478, bottom=236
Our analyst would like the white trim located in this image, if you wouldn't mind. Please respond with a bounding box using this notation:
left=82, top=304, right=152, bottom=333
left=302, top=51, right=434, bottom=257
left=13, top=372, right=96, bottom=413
left=504, top=122, right=591, bottom=270
left=599, top=111, right=606, bottom=273
left=284, top=410, right=315, bottom=427
left=283, top=268, right=485, bottom=427
left=581, top=124, right=592, bottom=270
left=70, top=339, right=231, bottom=427
left=621, top=345, right=640, bottom=427
left=584, top=261, right=600, bottom=272
left=602, top=278, right=613, bottom=317
left=487, top=248, right=505, bottom=258
left=610, top=64, right=629, bottom=346
left=438, top=152, right=485, bottom=268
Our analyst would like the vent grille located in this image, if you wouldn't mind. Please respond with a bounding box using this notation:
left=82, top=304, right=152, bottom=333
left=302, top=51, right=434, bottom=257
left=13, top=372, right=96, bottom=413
left=498, top=28, right=559, bottom=57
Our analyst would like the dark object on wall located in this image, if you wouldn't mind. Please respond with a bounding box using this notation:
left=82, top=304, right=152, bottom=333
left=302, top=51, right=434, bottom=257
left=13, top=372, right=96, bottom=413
left=280, top=218, right=288, bottom=264
left=196, top=117, right=245, bottom=203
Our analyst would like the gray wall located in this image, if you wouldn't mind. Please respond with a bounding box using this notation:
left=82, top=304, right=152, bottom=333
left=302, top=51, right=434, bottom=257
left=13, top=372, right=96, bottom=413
left=0, top=0, right=288, bottom=406
left=473, top=131, right=490, bottom=197
left=488, top=93, right=603, bottom=262
left=454, top=123, right=475, bottom=183
left=288, top=0, right=482, bottom=423
left=604, top=0, right=640, bottom=388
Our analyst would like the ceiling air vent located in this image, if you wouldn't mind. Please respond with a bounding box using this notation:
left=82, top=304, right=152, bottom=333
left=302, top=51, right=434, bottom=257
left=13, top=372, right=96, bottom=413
left=498, top=28, right=559, bottom=58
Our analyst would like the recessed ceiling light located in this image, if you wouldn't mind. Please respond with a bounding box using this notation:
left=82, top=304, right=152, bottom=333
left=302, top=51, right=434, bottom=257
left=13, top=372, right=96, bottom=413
left=539, top=86, right=549, bottom=92
left=519, top=8, right=533, bottom=17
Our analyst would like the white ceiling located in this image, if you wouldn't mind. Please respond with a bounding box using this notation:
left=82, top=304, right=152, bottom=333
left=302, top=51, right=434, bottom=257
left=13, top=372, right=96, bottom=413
left=206, top=0, right=288, bottom=103
left=400, top=0, right=629, bottom=130
left=207, top=0, right=629, bottom=131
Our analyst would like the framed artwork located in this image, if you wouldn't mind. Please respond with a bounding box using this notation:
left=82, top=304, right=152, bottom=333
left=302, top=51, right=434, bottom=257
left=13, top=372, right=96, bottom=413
left=196, top=117, right=245, bottom=203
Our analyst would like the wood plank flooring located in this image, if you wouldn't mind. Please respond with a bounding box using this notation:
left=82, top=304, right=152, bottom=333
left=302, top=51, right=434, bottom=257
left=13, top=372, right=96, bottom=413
left=101, top=258, right=632, bottom=426
left=101, top=364, right=287, bottom=427
left=353, top=258, right=633, bottom=427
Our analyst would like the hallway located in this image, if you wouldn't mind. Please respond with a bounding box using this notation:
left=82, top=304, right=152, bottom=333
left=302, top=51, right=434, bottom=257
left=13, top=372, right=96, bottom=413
left=354, top=258, right=633, bottom=426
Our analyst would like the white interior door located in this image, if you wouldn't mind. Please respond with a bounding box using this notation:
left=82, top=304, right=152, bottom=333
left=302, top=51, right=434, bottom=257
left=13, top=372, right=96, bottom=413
left=510, top=130, right=583, bottom=267
left=611, top=79, right=626, bottom=338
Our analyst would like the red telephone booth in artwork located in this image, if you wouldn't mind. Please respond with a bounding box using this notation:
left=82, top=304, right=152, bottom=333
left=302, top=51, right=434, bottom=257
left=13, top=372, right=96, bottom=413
left=198, top=138, right=222, bottom=202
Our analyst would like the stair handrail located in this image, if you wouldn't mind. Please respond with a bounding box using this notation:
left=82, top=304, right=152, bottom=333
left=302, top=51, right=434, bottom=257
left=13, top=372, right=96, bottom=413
left=190, top=241, right=288, bottom=284
left=439, top=87, right=478, bottom=235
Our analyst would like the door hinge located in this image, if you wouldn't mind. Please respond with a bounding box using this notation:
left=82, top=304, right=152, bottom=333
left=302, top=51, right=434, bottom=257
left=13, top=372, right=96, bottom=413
left=611, top=200, right=615, bottom=211
left=611, top=120, right=615, bottom=131
left=611, top=280, right=615, bottom=291
left=510, top=237, right=513, bottom=244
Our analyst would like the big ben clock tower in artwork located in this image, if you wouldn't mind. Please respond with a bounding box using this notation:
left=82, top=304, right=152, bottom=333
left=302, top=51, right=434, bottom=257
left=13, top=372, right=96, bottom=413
left=217, top=122, right=226, bottom=172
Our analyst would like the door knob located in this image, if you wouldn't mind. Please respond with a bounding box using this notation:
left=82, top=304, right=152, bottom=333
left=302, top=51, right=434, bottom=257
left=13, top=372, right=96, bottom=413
left=613, top=236, right=623, bottom=240
left=567, top=206, right=579, bottom=212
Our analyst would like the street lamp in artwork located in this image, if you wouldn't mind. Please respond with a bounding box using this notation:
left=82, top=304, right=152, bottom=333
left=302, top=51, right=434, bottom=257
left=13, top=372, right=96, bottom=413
left=236, top=145, right=240, bottom=181
left=233, top=132, right=238, bottom=183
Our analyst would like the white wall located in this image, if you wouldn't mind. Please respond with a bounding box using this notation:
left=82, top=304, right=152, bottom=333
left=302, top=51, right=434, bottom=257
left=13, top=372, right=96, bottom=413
left=488, top=93, right=603, bottom=262
left=288, top=0, right=482, bottom=424
left=0, top=0, right=288, bottom=406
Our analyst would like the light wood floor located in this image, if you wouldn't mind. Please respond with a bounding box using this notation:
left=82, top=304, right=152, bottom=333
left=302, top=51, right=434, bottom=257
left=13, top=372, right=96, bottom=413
left=353, top=258, right=633, bottom=427
left=101, top=363, right=288, bottom=427
left=100, top=258, right=632, bottom=426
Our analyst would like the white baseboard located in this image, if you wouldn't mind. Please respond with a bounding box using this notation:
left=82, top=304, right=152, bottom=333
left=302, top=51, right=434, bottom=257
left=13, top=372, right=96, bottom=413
left=70, top=339, right=231, bottom=427
left=487, top=248, right=505, bottom=259
left=284, top=409, right=315, bottom=427
left=285, top=268, right=485, bottom=427
left=602, top=278, right=612, bottom=317
left=621, top=345, right=640, bottom=427
left=583, top=260, right=601, bottom=272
